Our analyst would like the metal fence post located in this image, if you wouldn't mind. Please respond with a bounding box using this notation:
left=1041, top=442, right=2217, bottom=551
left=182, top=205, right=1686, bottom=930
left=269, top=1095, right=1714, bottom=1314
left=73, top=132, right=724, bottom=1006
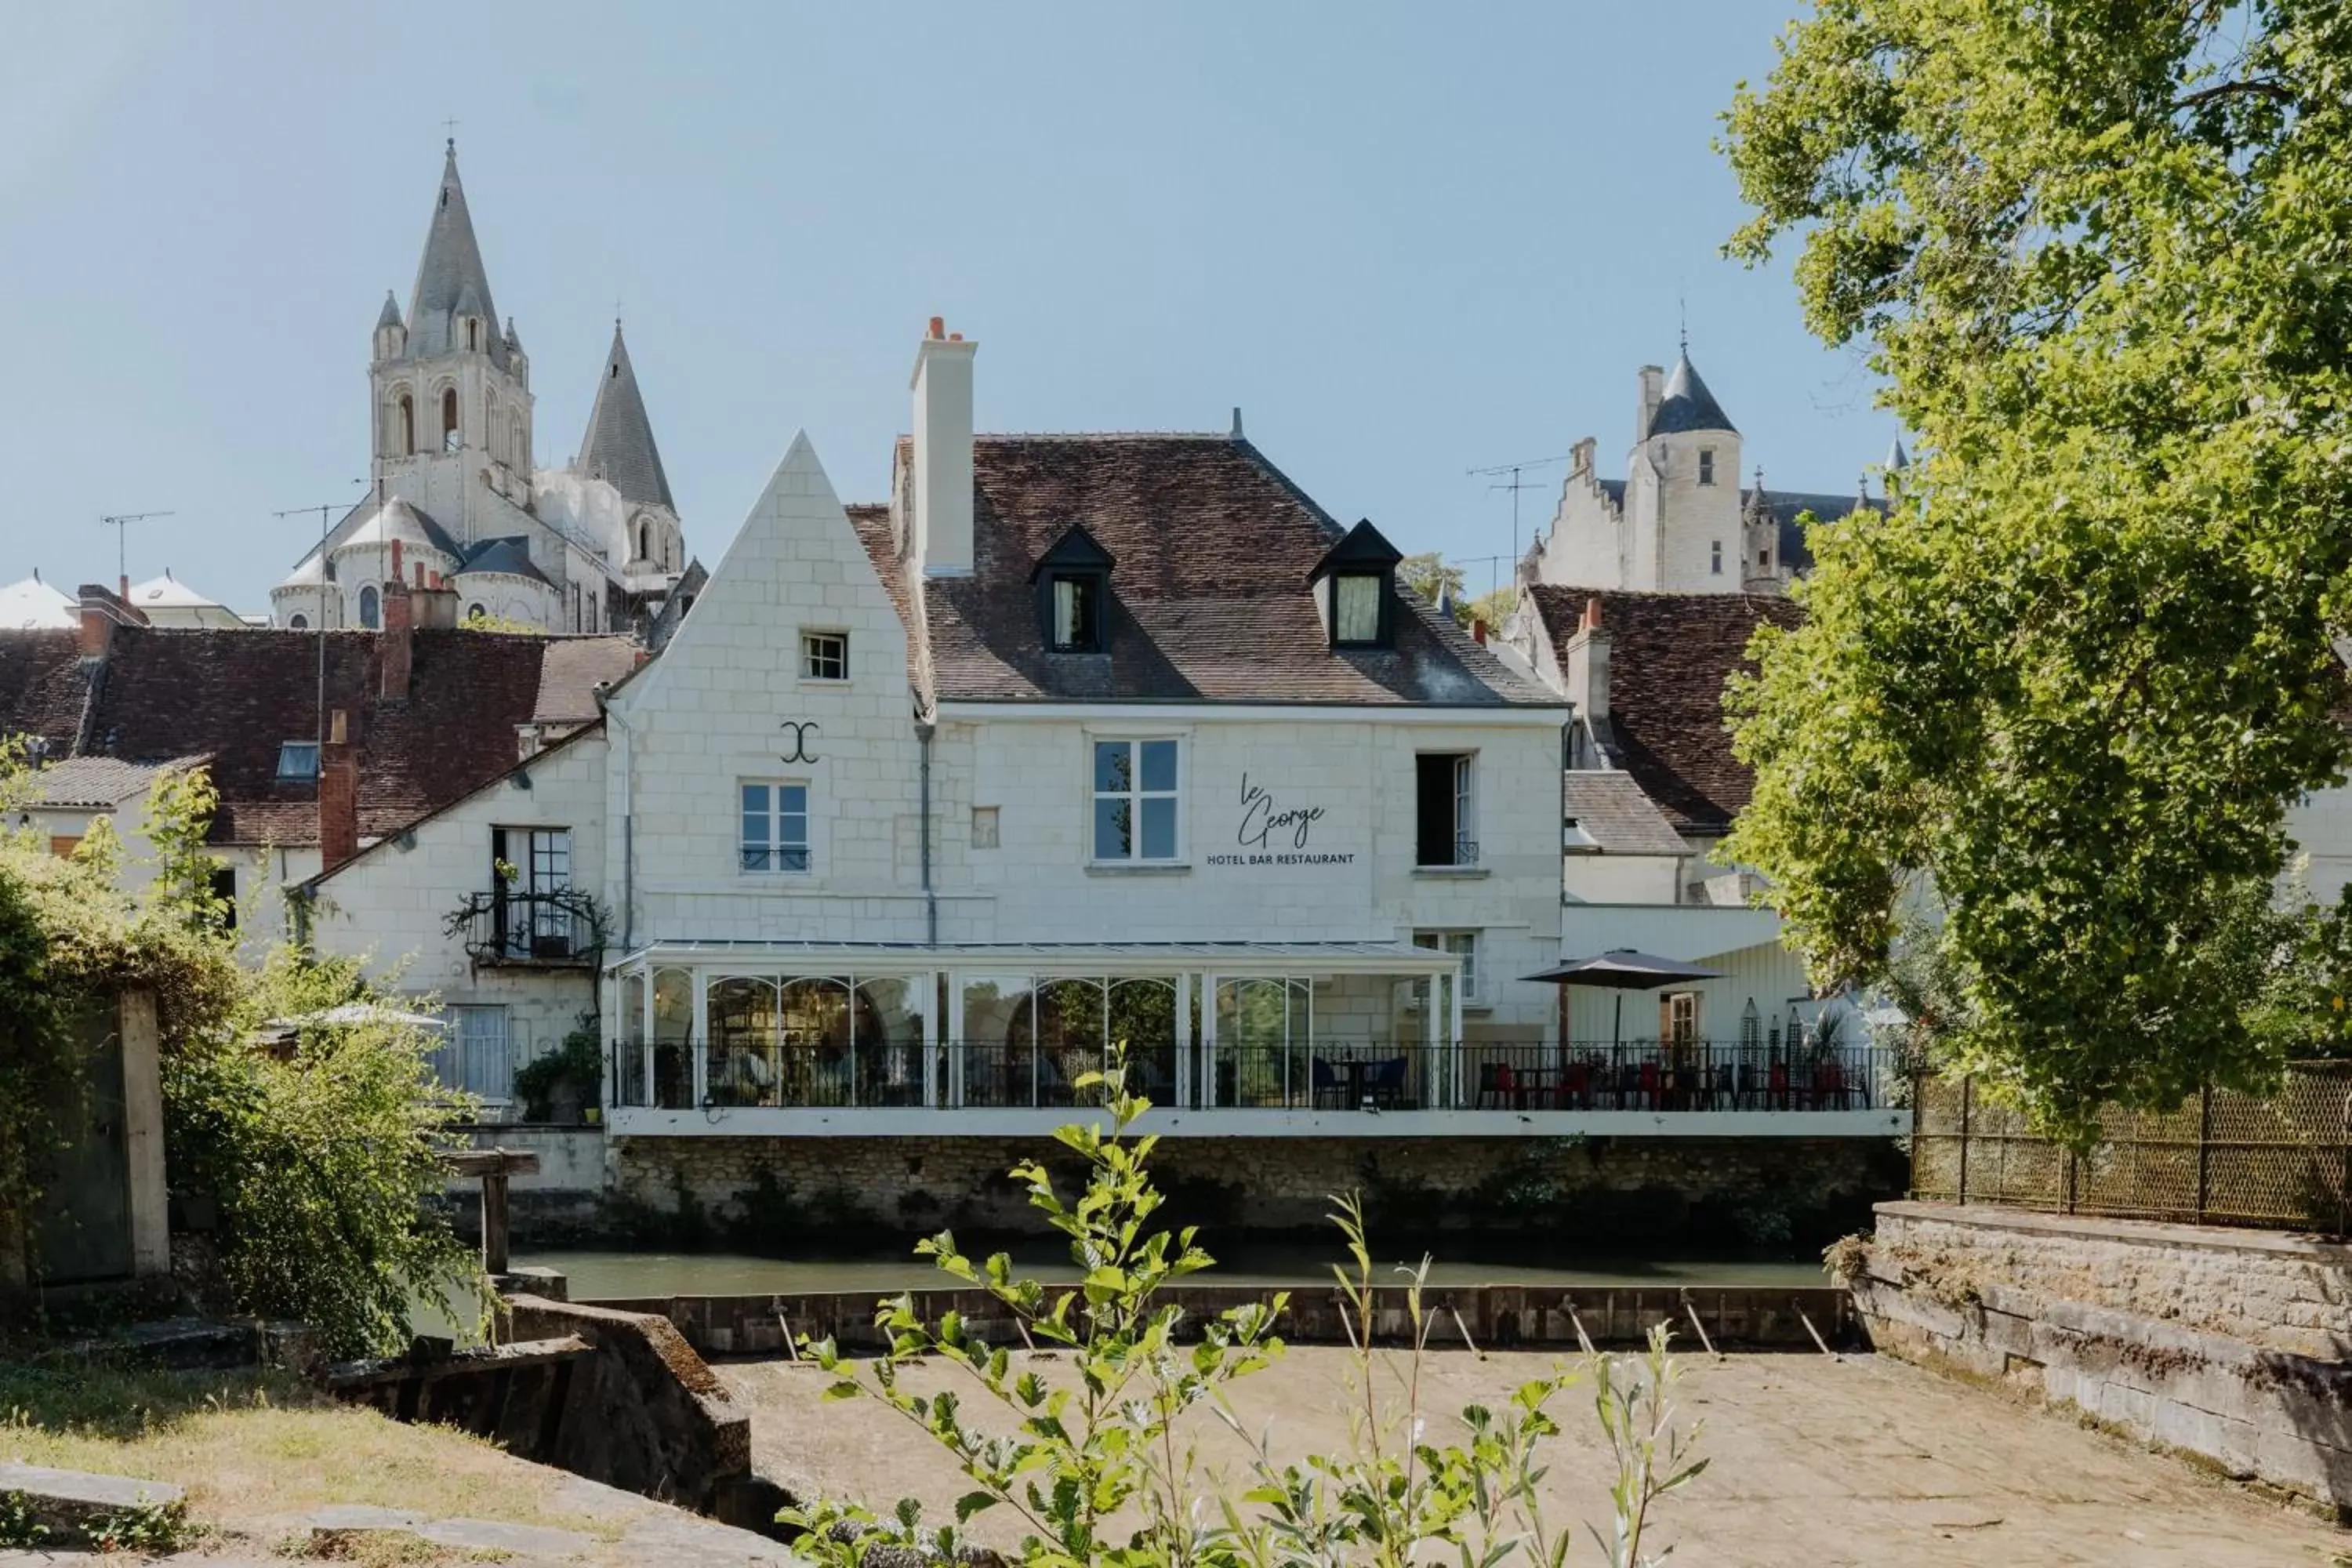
left=2196, top=1080, right=2212, bottom=1224
left=1958, top=1076, right=1973, bottom=1205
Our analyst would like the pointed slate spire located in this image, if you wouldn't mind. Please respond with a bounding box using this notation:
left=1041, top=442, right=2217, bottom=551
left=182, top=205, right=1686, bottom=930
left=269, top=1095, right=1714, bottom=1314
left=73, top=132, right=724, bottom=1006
left=376, top=290, right=403, bottom=332
left=1886, top=435, right=1911, bottom=471
left=577, top=321, right=675, bottom=511
left=405, top=140, right=509, bottom=368
left=503, top=315, right=523, bottom=354
left=1648, top=350, right=1738, bottom=437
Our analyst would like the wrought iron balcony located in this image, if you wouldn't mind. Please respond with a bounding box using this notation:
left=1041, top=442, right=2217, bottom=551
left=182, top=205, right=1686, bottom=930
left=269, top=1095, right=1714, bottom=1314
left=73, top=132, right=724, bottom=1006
left=445, top=887, right=608, bottom=968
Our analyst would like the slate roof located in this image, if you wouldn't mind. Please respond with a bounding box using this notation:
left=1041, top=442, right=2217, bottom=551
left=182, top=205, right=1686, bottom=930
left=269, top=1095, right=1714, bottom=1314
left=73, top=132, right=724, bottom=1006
left=0, top=626, right=633, bottom=847
left=401, top=143, right=509, bottom=369
left=577, top=324, right=675, bottom=511
left=852, top=434, right=1558, bottom=708
left=1560, top=770, right=1690, bottom=855
left=1529, top=587, right=1802, bottom=836
left=285, top=495, right=465, bottom=585
left=1740, top=486, right=1877, bottom=575
left=456, top=537, right=552, bottom=586
left=1648, top=354, right=1737, bottom=437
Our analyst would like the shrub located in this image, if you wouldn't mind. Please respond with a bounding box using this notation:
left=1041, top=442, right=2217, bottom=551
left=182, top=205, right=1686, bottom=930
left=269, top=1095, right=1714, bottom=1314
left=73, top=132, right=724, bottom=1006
left=784, top=1056, right=1706, bottom=1568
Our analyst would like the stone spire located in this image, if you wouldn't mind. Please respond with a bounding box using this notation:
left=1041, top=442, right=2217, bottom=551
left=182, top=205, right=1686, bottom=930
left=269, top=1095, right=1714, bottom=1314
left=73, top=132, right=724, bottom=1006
left=404, top=140, right=509, bottom=368
left=577, top=321, right=674, bottom=510
left=375, top=290, right=403, bottom=332
left=1886, top=436, right=1911, bottom=472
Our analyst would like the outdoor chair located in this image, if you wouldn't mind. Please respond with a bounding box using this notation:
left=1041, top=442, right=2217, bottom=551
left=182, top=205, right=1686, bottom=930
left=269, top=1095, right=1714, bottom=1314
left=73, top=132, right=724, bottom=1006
left=1562, top=1062, right=1592, bottom=1109
left=1636, top=1062, right=1661, bottom=1110
left=1310, top=1057, right=1345, bottom=1109
left=1367, top=1056, right=1408, bottom=1109
left=1476, top=1062, right=1519, bottom=1108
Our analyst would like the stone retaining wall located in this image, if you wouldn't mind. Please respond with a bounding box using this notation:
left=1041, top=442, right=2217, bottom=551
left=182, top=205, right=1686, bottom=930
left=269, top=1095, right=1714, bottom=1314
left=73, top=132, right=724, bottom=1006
left=1853, top=1201, right=2352, bottom=1512
left=612, top=1134, right=1902, bottom=1250
left=589, top=1283, right=1859, bottom=1358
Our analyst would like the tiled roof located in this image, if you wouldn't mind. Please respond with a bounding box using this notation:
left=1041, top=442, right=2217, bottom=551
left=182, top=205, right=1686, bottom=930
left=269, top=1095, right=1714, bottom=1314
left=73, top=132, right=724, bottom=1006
left=26, top=755, right=205, bottom=810
left=1561, top=770, right=1690, bottom=855
left=0, top=626, right=632, bottom=847
left=0, top=630, right=87, bottom=753
left=855, top=435, right=1557, bottom=708
left=534, top=636, right=640, bottom=723
left=1530, top=586, right=1801, bottom=835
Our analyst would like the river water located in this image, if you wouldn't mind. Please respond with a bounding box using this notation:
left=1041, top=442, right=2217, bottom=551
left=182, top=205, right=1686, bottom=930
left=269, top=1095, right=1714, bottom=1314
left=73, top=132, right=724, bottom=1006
left=517, top=1248, right=1830, bottom=1300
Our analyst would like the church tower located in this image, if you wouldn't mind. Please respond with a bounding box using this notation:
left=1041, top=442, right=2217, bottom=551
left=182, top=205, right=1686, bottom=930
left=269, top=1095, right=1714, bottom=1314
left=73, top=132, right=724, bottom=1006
left=579, top=322, right=684, bottom=575
left=368, top=141, right=537, bottom=544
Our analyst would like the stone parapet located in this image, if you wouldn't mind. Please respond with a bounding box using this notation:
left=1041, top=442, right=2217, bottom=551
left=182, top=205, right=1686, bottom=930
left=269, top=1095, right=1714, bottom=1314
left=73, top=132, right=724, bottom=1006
left=1854, top=1201, right=2352, bottom=1512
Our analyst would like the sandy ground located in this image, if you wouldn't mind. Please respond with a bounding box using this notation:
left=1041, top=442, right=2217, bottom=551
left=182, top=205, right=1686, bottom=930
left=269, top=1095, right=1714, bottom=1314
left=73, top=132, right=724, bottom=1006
left=719, top=1348, right=2350, bottom=1568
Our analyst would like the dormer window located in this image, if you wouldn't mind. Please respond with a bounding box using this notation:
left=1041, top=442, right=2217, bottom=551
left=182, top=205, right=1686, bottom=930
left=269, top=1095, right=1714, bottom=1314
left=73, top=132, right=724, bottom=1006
left=1031, top=523, right=1114, bottom=655
left=1308, top=517, right=1404, bottom=652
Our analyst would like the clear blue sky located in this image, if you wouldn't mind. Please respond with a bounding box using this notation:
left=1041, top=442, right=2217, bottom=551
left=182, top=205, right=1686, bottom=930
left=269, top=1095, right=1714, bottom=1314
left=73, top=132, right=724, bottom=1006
left=1, top=2, right=1889, bottom=615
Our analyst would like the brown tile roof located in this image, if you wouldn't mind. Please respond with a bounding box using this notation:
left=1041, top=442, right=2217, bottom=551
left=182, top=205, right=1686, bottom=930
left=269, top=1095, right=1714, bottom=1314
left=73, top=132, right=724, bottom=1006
left=1561, top=770, right=1690, bottom=855
left=856, top=434, right=1555, bottom=708
left=0, top=626, right=635, bottom=847
left=0, top=630, right=88, bottom=756
left=534, top=637, right=641, bottom=723
left=1529, top=587, right=1802, bottom=835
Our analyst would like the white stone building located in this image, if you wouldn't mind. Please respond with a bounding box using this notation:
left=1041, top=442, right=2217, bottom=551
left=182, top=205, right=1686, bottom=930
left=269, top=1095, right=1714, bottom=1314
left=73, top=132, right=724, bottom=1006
left=1522, top=348, right=1894, bottom=597
left=302, top=321, right=1907, bottom=1144
left=271, top=144, right=690, bottom=638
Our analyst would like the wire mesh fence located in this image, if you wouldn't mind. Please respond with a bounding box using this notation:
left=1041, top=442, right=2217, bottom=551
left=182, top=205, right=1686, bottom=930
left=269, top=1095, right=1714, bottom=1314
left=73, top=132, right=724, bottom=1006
left=1910, top=1062, right=2352, bottom=1236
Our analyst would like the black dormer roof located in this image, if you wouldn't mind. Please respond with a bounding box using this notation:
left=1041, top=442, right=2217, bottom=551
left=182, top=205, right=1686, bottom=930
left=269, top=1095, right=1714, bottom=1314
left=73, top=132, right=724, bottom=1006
left=1307, top=518, right=1403, bottom=584
left=1029, top=521, right=1116, bottom=581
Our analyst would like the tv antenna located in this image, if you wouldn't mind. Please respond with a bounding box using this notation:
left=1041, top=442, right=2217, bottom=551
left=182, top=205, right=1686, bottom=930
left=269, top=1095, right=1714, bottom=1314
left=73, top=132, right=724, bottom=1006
left=274, top=484, right=365, bottom=748
left=97, top=510, right=174, bottom=594
left=1465, top=454, right=1571, bottom=598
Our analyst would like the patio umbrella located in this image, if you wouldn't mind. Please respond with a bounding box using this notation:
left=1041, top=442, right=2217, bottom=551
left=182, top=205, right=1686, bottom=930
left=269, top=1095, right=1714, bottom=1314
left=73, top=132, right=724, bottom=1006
left=1520, top=949, right=1725, bottom=1047
left=266, top=1003, right=446, bottom=1033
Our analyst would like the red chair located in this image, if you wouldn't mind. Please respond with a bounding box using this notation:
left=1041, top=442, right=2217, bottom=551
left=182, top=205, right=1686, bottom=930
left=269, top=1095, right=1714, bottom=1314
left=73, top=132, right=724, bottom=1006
left=1563, top=1063, right=1592, bottom=1109
left=1818, top=1062, right=1847, bottom=1109
left=1768, top=1063, right=1790, bottom=1110
left=1637, top=1062, right=1661, bottom=1109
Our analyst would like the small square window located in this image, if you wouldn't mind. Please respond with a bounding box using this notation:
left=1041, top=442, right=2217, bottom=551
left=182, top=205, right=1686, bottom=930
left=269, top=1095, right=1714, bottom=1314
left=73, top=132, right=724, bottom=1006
left=277, top=741, right=320, bottom=782
left=800, top=631, right=848, bottom=681
left=971, top=805, right=1000, bottom=849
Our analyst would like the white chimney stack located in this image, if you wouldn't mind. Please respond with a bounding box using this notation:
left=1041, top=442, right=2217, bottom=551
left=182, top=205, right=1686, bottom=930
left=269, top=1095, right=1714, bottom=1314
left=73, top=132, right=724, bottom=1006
left=912, top=316, right=977, bottom=576
left=1636, top=365, right=1664, bottom=441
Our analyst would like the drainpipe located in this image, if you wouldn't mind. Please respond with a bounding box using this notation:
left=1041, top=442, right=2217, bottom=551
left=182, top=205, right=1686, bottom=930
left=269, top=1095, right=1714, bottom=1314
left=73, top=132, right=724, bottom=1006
left=598, top=689, right=636, bottom=949
left=916, top=719, right=937, bottom=946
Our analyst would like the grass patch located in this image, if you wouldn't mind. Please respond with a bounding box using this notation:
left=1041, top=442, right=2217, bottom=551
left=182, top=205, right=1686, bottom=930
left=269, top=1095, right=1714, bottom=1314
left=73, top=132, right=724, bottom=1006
left=0, top=1359, right=621, bottom=1550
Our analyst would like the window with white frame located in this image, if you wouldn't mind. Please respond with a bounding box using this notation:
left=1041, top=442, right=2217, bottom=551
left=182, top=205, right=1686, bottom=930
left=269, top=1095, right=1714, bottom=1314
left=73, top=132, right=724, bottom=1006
left=741, top=781, right=811, bottom=872
left=440, top=1004, right=514, bottom=1102
left=1091, top=739, right=1179, bottom=862
left=1413, top=930, right=1481, bottom=1006
left=490, top=826, right=574, bottom=957
left=800, top=630, right=848, bottom=681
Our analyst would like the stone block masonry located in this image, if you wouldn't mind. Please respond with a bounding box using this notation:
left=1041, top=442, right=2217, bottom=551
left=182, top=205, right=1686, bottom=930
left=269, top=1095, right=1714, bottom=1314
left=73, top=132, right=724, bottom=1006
left=1853, top=1201, right=2352, bottom=1512
left=608, top=1134, right=1903, bottom=1253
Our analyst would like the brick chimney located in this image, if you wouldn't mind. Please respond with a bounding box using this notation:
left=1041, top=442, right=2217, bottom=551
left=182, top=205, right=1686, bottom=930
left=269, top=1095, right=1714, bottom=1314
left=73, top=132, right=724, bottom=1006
left=76, top=583, right=148, bottom=660
left=379, top=578, right=413, bottom=702
left=911, top=315, right=978, bottom=576
left=318, top=709, right=358, bottom=868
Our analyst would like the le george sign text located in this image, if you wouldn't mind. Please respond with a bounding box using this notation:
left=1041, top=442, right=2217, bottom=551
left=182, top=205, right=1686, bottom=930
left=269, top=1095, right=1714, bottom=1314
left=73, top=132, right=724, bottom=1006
left=1207, top=774, right=1355, bottom=867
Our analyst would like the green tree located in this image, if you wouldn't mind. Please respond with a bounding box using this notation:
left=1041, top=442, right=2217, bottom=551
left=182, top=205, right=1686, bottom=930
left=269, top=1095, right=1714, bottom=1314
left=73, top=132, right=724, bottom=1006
left=1397, top=553, right=1465, bottom=608
left=1717, top=0, right=2352, bottom=1142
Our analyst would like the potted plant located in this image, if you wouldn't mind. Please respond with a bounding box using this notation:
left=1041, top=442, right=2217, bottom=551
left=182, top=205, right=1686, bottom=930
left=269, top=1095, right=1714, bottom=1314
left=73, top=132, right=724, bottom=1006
left=512, top=1015, right=604, bottom=1123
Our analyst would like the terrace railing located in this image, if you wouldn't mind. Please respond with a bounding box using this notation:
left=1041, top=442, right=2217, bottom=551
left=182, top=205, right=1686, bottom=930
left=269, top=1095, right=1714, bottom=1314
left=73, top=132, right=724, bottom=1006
left=605, top=1038, right=1897, bottom=1116
left=446, top=888, right=605, bottom=967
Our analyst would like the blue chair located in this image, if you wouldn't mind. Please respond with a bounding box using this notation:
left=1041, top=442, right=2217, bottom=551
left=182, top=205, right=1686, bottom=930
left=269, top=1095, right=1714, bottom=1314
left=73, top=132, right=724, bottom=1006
left=1311, top=1057, right=1344, bottom=1108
